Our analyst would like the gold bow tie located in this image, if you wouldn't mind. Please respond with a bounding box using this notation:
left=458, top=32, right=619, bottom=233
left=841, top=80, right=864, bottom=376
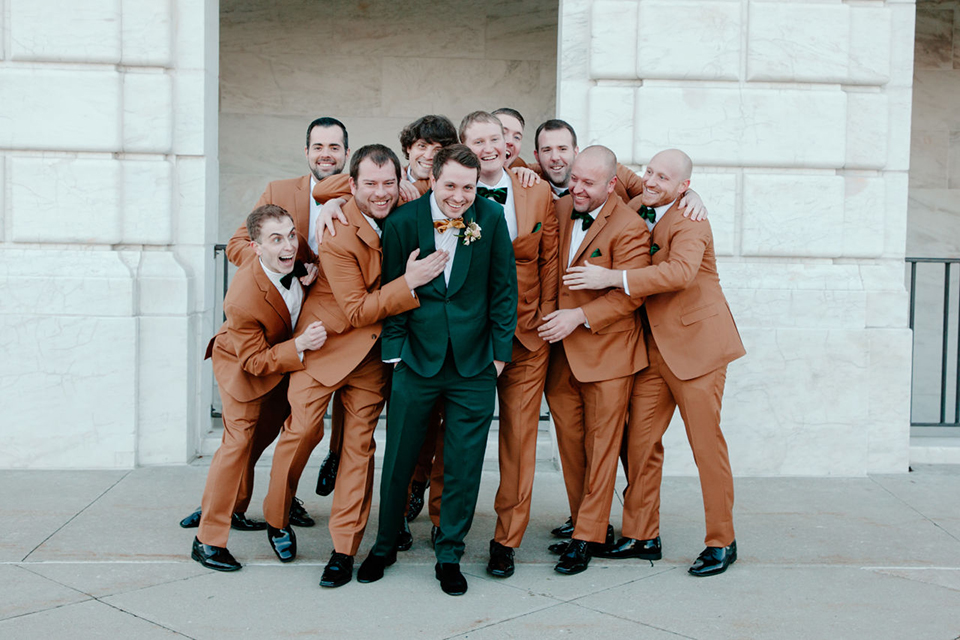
left=433, top=218, right=466, bottom=233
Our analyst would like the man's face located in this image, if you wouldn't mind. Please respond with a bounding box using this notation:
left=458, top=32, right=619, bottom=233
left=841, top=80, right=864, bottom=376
left=430, top=160, right=477, bottom=219
left=497, top=114, right=523, bottom=166
left=304, top=125, right=348, bottom=181
left=253, top=217, right=298, bottom=274
left=462, top=121, right=506, bottom=178
left=641, top=154, right=689, bottom=208
left=350, top=158, right=400, bottom=220
left=568, top=157, right=616, bottom=213
left=406, top=139, right=443, bottom=181
left=534, top=128, right=578, bottom=188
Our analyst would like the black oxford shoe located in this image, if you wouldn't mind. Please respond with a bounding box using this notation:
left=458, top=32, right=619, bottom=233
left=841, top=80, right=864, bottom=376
left=550, top=524, right=613, bottom=555
left=320, top=552, right=354, bottom=588
left=179, top=506, right=202, bottom=528
left=315, top=451, right=340, bottom=496
left=191, top=537, right=241, bottom=572
left=396, top=519, right=413, bottom=551
left=551, top=517, right=574, bottom=538
left=231, top=512, right=267, bottom=531
left=435, top=562, right=468, bottom=596
left=267, top=525, right=297, bottom=563
left=288, top=497, right=315, bottom=527
left=486, top=540, right=515, bottom=578
left=357, top=548, right=397, bottom=583
left=430, top=525, right=439, bottom=549
left=406, top=479, right=428, bottom=522
left=593, top=535, right=662, bottom=560
left=688, top=540, right=737, bottom=577
left=554, top=539, right=591, bottom=575
left=548, top=540, right=569, bottom=555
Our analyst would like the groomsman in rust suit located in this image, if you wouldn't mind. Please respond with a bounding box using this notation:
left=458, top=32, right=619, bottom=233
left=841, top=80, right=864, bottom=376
left=493, top=107, right=528, bottom=170
left=191, top=205, right=327, bottom=571
left=565, top=149, right=745, bottom=577
left=261, top=145, right=448, bottom=587
left=539, top=145, right=650, bottom=575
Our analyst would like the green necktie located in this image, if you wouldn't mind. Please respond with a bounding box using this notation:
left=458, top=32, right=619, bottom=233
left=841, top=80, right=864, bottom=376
left=477, top=186, right=508, bottom=205
left=570, top=211, right=593, bottom=231
left=638, top=205, right=657, bottom=223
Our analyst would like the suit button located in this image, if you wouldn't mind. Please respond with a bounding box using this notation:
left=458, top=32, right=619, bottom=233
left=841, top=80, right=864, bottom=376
left=371, top=333, right=377, bottom=340
left=445, top=299, right=451, bottom=304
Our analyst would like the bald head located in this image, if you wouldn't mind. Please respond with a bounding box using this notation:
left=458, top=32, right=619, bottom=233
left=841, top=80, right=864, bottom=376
left=574, top=145, right=618, bottom=182
left=641, top=148, right=692, bottom=208
left=568, top=145, right=619, bottom=213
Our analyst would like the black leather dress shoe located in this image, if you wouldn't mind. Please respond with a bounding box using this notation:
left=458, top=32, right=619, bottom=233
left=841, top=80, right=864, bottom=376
left=288, top=497, right=315, bottom=527
left=396, top=519, right=413, bottom=551
left=435, top=562, right=468, bottom=596
left=320, top=552, right=354, bottom=588
left=551, top=517, right=574, bottom=539
left=430, top=525, right=439, bottom=549
left=555, top=539, right=591, bottom=575
left=267, top=525, right=297, bottom=563
left=406, top=479, right=428, bottom=522
left=191, top=537, right=241, bottom=572
left=548, top=540, right=569, bottom=555
left=315, top=451, right=340, bottom=496
left=593, top=535, right=661, bottom=560
left=689, top=540, right=737, bottom=577
left=231, top=512, right=268, bottom=531
left=179, top=506, right=202, bottom=528
left=549, top=524, right=613, bottom=555
left=357, top=549, right=397, bottom=583
left=486, top=540, right=515, bottom=578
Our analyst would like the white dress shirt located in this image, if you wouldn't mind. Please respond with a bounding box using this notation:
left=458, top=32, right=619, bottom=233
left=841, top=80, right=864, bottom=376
left=259, top=259, right=303, bottom=330
left=567, top=201, right=605, bottom=268
left=308, top=176, right=321, bottom=255
left=430, top=192, right=461, bottom=286
left=478, top=169, right=518, bottom=241
left=361, top=211, right=382, bottom=238
left=622, top=199, right=676, bottom=295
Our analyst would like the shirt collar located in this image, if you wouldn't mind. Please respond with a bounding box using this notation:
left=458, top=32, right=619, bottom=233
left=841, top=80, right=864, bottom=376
left=360, top=211, right=382, bottom=237
left=406, top=166, right=418, bottom=184
left=429, top=192, right=448, bottom=222
left=259, top=258, right=287, bottom=289
left=550, top=181, right=568, bottom=196
left=585, top=199, right=606, bottom=220
left=653, top=200, right=677, bottom=225
left=478, top=169, right=511, bottom=190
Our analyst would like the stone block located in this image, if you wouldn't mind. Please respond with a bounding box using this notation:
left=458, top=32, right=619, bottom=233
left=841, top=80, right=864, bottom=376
left=907, top=188, right=960, bottom=257
left=122, top=159, right=173, bottom=245
left=914, top=6, right=954, bottom=71
left=176, top=157, right=213, bottom=247
left=137, top=252, right=189, bottom=316
left=586, top=87, right=635, bottom=163
left=10, top=0, right=121, bottom=63
left=950, top=132, right=960, bottom=190
left=137, top=316, right=190, bottom=464
left=0, top=70, right=121, bottom=152
left=885, top=172, right=909, bottom=259
left=912, top=71, right=959, bottom=133
left=887, top=87, right=915, bottom=173
left=910, top=130, right=949, bottom=190
left=10, top=157, right=121, bottom=244
left=848, top=6, right=892, bottom=85
left=866, top=290, right=909, bottom=330
left=842, top=176, right=885, bottom=258
left=888, top=2, right=918, bottom=88
left=845, top=92, right=888, bottom=170
left=121, top=0, right=172, bottom=66
left=589, top=1, right=638, bottom=79
left=559, top=0, right=592, bottom=83
left=123, top=72, right=173, bottom=153
left=636, top=0, right=741, bottom=81
left=726, top=288, right=866, bottom=330
left=721, top=262, right=864, bottom=294
left=867, top=329, right=912, bottom=473
left=173, top=70, right=207, bottom=157
left=741, top=173, right=844, bottom=258
left=635, top=87, right=847, bottom=168
left=557, top=80, right=591, bottom=140
left=685, top=172, right=737, bottom=257
left=174, top=0, right=210, bottom=70
left=0, top=158, right=5, bottom=241
left=485, top=0, right=558, bottom=63
left=747, top=2, right=850, bottom=83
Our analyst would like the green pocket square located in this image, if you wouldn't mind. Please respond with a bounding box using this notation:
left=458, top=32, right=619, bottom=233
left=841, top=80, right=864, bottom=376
left=590, top=248, right=602, bottom=258
left=532, top=222, right=542, bottom=233
left=650, top=243, right=660, bottom=255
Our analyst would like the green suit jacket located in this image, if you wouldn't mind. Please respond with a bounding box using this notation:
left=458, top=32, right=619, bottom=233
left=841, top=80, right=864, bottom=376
left=381, top=191, right=518, bottom=378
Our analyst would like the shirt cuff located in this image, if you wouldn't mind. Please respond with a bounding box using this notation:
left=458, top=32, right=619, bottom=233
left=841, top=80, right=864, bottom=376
left=298, top=350, right=304, bottom=362
left=383, top=358, right=401, bottom=364
left=622, top=270, right=630, bottom=296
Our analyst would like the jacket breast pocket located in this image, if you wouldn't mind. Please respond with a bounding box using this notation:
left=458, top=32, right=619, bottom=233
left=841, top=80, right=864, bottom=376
left=680, top=305, right=719, bottom=326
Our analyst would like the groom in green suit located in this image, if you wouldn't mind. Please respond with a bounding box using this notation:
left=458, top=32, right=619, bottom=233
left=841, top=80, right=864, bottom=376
left=357, top=144, right=518, bottom=596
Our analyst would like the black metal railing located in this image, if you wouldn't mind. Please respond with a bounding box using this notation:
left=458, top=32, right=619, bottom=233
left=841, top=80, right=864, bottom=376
left=907, top=257, right=960, bottom=428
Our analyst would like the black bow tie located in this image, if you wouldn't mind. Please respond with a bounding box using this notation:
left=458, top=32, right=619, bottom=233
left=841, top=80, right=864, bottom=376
left=279, top=261, right=308, bottom=289
left=570, top=210, right=594, bottom=231
left=556, top=189, right=570, bottom=198
left=477, top=186, right=508, bottom=205
left=638, top=205, right=657, bottom=223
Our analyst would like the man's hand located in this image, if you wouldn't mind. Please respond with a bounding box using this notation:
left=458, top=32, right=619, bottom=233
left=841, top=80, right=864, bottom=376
left=511, top=166, right=541, bottom=188
left=538, top=308, right=587, bottom=343
left=679, top=189, right=707, bottom=221
left=295, top=321, right=326, bottom=353
left=316, top=198, right=349, bottom=245
left=563, top=261, right=622, bottom=291
left=399, top=181, right=421, bottom=203
left=403, top=248, right=449, bottom=290
left=494, top=360, right=506, bottom=376
left=299, top=262, right=319, bottom=287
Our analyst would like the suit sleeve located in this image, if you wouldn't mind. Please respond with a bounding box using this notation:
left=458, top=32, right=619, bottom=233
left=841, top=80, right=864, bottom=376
left=224, top=301, right=304, bottom=376
left=617, top=164, right=645, bottom=200
left=311, top=174, right=352, bottom=204
left=580, top=217, right=650, bottom=330
left=225, top=187, right=272, bottom=266
left=488, top=213, right=519, bottom=362
left=319, top=233, right=419, bottom=328
left=379, top=218, right=410, bottom=361
left=537, top=196, right=560, bottom=317
left=625, top=218, right=710, bottom=298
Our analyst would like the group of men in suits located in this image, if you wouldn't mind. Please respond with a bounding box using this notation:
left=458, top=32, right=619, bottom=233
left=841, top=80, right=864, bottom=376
left=186, top=109, right=745, bottom=595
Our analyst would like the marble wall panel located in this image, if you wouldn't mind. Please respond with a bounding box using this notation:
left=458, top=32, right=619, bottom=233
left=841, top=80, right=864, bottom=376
left=0, top=314, right=137, bottom=468
left=741, top=173, right=844, bottom=258
left=725, top=289, right=866, bottom=330
left=176, top=157, right=213, bottom=247
left=137, top=316, right=191, bottom=464
left=912, top=70, right=960, bottom=132
left=684, top=172, right=737, bottom=257
left=884, top=172, right=909, bottom=259
left=636, top=0, right=741, bottom=81
left=845, top=92, right=889, bottom=171
left=9, top=158, right=121, bottom=244
left=557, top=0, right=591, bottom=132
left=907, top=188, right=960, bottom=256
left=486, top=0, right=559, bottom=62
left=9, top=0, right=121, bottom=63
left=137, top=252, right=190, bottom=316
left=121, top=159, right=173, bottom=245
left=121, top=0, right=172, bottom=67
left=842, top=176, right=886, bottom=258
left=848, top=6, right=892, bottom=86
left=123, top=72, right=173, bottom=153
left=173, top=71, right=207, bottom=157
left=634, top=87, right=847, bottom=168
left=0, top=70, right=121, bottom=152
left=866, top=289, right=910, bottom=330
left=889, top=2, right=919, bottom=89
left=867, top=329, right=913, bottom=472
left=949, top=132, right=960, bottom=189
left=589, top=1, right=638, bottom=80
left=0, top=159, right=5, bottom=241
left=175, top=0, right=213, bottom=71
left=720, top=262, right=864, bottom=295
left=586, top=87, right=635, bottom=162
left=887, top=87, right=915, bottom=172
left=914, top=6, right=955, bottom=70
left=910, top=130, right=949, bottom=189
left=746, top=2, right=850, bottom=83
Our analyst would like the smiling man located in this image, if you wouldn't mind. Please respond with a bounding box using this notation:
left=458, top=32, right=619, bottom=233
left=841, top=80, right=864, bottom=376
left=493, top=107, right=527, bottom=169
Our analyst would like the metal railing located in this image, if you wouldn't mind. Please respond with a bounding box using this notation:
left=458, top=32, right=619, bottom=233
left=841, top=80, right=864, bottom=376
left=907, top=257, right=960, bottom=428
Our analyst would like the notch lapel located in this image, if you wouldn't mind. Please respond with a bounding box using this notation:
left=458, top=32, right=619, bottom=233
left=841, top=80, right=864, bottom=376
left=570, top=198, right=613, bottom=266
left=445, top=207, right=474, bottom=298
left=254, top=264, right=292, bottom=331
left=509, top=171, right=532, bottom=239
left=416, top=193, right=445, bottom=295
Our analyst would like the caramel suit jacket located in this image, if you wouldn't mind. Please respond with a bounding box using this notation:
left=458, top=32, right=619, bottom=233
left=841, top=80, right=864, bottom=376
left=205, top=260, right=305, bottom=402
left=297, top=200, right=420, bottom=387
left=533, top=162, right=643, bottom=202
left=554, top=196, right=651, bottom=382
left=624, top=199, right=745, bottom=380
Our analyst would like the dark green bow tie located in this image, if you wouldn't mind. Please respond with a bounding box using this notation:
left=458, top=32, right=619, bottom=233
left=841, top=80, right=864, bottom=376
left=638, top=205, right=657, bottom=223
left=570, top=210, right=594, bottom=231
left=556, top=189, right=570, bottom=198
left=477, top=186, right=508, bottom=205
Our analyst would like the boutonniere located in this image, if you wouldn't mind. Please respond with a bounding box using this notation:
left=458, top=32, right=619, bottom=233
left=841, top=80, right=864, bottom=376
left=650, top=243, right=660, bottom=255
left=590, top=248, right=602, bottom=258
left=460, top=221, right=481, bottom=245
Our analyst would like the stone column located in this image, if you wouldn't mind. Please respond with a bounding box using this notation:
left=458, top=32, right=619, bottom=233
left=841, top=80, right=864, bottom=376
left=0, top=0, right=219, bottom=467
left=559, top=0, right=915, bottom=474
